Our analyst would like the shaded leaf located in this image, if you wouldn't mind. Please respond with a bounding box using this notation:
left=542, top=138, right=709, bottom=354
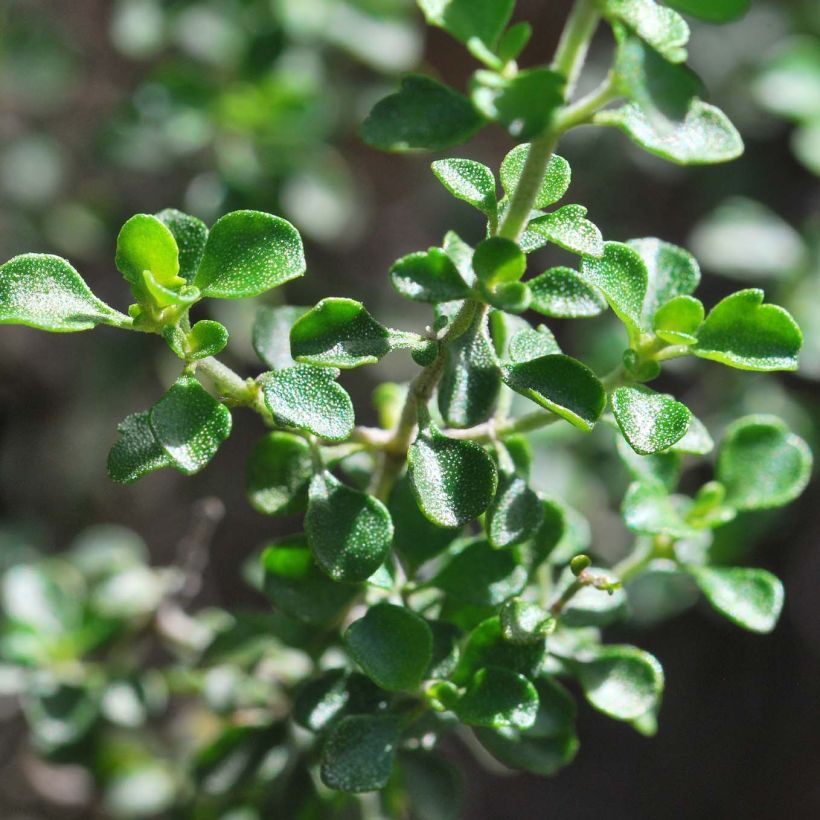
left=666, top=0, right=749, bottom=23
left=455, top=668, right=538, bottom=730
left=253, top=305, right=307, bottom=370
left=417, top=0, right=515, bottom=49
left=246, top=432, right=312, bottom=516
left=487, top=473, right=545, bottom=548
left=500, top=145, right=571, bottom=208
left=528, top=267, right=607, bottom=319
left=390, top=249, right=472, bottom=303
left=622, top=480, right=697, bottom=538
left=605, top=0, right=689, bottom=63
left=321, top=715, right=400, bottom=793
left=500, top=599, right=555, bottom=645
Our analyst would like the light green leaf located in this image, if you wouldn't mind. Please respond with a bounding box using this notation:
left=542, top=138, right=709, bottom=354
left=390, top=249, right=473, bottom=303
left=149, top=376, right=232, bottom=475
left=107, top=412, right=172, bottom=484
left=653, top=295, right=704, bottom=344
left=194, top=210, right=305, bottom=299
left=528, top=267, right=607, bottom=319
left=455, top=668, right=539, bottom=730
left=163, top=320, right=228, bottom=361
left=573, top=645, right=664, bottom=721
left=604, top=0, right=689, bottom=63
left=321, top=715, right=400, bottom=793
left=472, top=68, right=564, bottom=140
left=717, top=415, right=812, bottom=510
left=155, top=208, right=208, bottom=283
left=670, top=414, right=713, bottom=455
left=306, top=471, right=393, bottom=582
left=666, top=0, right=749, bottom=23
left=622, top=480, right=697, bottom=538
left=408, top=421, right=498, bottom=527
left=612, top=385, right=691, bottom=455
left=522, top=205, right=604, bottom=257
left=693, top=289, right=802, bottom=371
left=473, top=238, right=526, bottom=285
left=579, top=242, right=648, bottom=338
left=0, top=254, right=129, bottom=332
left=500, top=145, right=571, bottom=208
left=345, top=604, right=433, bottom=691
left=362, top=74, right=484, bottom=152
left=487, top=473, right=545, bottom=549
left=508, top=325, right=561, bottom=363
left=497, top=21, right=533, bottom=62
left=116, top=214, right=183, bottom=292
left=431, top=158, right=497, bottom=216
left=500, top=599, right=555, bottom=645
left=501, top=354, right=607, bottom=432
left=616, top=436, right=682, bottom=492
left=753, top=38, right=820, bottom=123
left=688, top=566, right=784, bottom=633
left=628, top=238, right=700, bottom=324
left=246, top=432, right=313, bottom=516
left=416, top=0, right=515, bottom=49
left=260, top=365, right=354, bottom=441
left=252, top=305, right=307, bottom=370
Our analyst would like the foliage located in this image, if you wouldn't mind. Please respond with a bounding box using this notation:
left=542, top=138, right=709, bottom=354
left=0, top=1, right=814, bottom=817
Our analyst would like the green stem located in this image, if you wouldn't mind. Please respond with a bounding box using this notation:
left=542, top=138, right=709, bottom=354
left=555, top=72, right=620, bottom=131
left=196, top=357, right=255, bottom=403
left=551, top=0, right=602, bottom=96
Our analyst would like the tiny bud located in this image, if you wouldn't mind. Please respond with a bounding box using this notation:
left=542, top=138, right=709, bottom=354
left=570, top=554, right=591, bottom=576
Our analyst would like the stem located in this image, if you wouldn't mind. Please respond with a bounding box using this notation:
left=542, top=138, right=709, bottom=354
left=196, top=357, right=255, bottom=403
left=549, top=577, right=586, bottom=616
left=556, top=72, right=620, bottom=131
left=551, top=0, right=602, bottom=97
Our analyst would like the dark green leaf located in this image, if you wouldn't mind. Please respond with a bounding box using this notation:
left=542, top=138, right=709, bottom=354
left=500, top=146, right=571, bottom=209
left=487, top=473, right=545, bottom=548
left=362, top=75, right=484, bottom=152
left=431, top=158, right=497, bottom=216
left=260, top=365, right=354, bottom=441
left=480, top=280, right=531, bottom=313
left=426, top=621, right=463, bottom=680
left=508, top=325, right=561, bottom=363
left=693, top=289, right=802, bottom=371
left=417, top=0, right=515, bottom=49
left=622, top=480, right=697, bottom=538
left=149, top=376, right=231, bottom=475
left=528, top=267, right=607, bottom=319
left=306, top=471, right=393, bottom=582
left=500, top=599, right=556, bottom=645
left=688, top=566, right=784, bottom=633
left=294, top=670, right=383, bottom=733
left=522, top=205, right=604, bottom=257
left=653, top=295, right=704, bottom=344
left=345, top=604, right=433, bottom=691
left=252, top=305, right=307, bottom=370
left=107, top=412, right=172, bottom=484
left=194, top=210, right=305, bottom=299
left=390, top=249, right=472, bottom=303
left=155, top=208, right=208, bottom=283
left=604, top=0, right=689, bottom=63
left=717, top=415, right=812, bottom=510
left=246, top=432, right=312, bottom=516
left=666, top=0, right=749, bottom=23
left=321, top=715, right=400, bottom=793
left=0, top=254, right=129, bottom=331
left=501, top=354, right=606, bottom=432
left=455, top=667, right=538, bottom=730
left=611, top=385, right=691, bottom=455
left=399, top=751, right=464, bottom=820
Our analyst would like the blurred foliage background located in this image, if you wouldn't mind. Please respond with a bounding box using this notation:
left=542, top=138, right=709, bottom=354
left=0, top=0, right=818, bottom=817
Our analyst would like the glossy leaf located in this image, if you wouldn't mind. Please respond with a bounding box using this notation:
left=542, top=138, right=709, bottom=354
left=612, top=385, right=691, bottom=455
left=155, top=208, right=207, bottom=283
left=508, top=325, right=561, bottom=363
left=455, top=668, right=539, bottom=730
left=408, top=422, right=498, bottom=527
left=579, top=242, right=648, bottom=338
left=246, top=432, right=312, bottom=516
left=345, top=604, right=433, bottom=691
left=261, top=365, right=354, bottom=441
left=362, top=75, right=484, bottom=152
left=149, top=376, right=232, bottom=475
left=605, top=0, right=689, bottom=63
left=500, top=599, right=555, bottom=645
left=116, top=214, right=183, bottom=292
left=0, top=254, right=129, bottom=332
left=717, top=415, right=812, bottom=510
left=431, top=159, right=496, bottom=216
left=417, top=0, right=515, bottom=49
left=622, top=480, right=697, bottom=538
left=194, top=210, right=305, bottom=299
left=501, top=354, right=606, bottom=432
left=693, top=289, right=802, bottom=371
left=653, top=295, right=704, bottom=344
left=688, top=566, right=784, bottom=634
left=487, top=473, right=545, bottom=549
left=253, top=305, right=307, bottom=370
left=306, top=471, right=393, bottom=582
left=293, top=670, right=381, bottom=733
left=107, top=412, right=172, bottom=484
left=390, top=249, right=472, bottom=303
left=522, top=205, right=604, bottom=257
left=574, top=645, right=664, bottom=721
left=321, top=715, right=400, bottom=793
left=500, top=145, right=571, bottom=209
left=666, top=0, right=749, bottom=23
left=473, top=238, right=526, bottom=285
left=528, top=267, right=607, bottom=319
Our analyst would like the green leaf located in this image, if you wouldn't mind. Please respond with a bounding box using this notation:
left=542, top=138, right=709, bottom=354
left=455, top=668, right=539, bottom=730
left=261, top=538, right=360, bottom=625
left=390, top=249, right=472, bottom=304
left=499, top=599, right=556, bottom=645
left=501, top=354, right=607, bottom=432
left=253, top=305, right=307, bottom=370
left=717, top=415, right=812, bottom=510
left=306, top=471, right=393, bottom=582
left=653, top=295, right=704, bottom=344
left=107, top=412, right=172, bottom=484
left=0, top=254, right=129, bottom=332
left=693, top=289, right=802, bottom=371
left=628, top=238, right=700, bottom=325
left=472, top=68, right=565, bottom=140
left=528, top=267, right=607, bottom=319
left=164, top=320, right=229, bottom=361
left=557, top=567, right=628, bottom=627
left=670, top=414, right=713, bottom=455
left=246, top=432, right=313, bottom=516
left=321, top=715, right=400, bottom=793
left=573, top=645, right=664, bottom=721
left=417, top=0, right=515, bottom=49
left=433, top=539, right=529, bottom=607
left=611, top=385, right=691, bottom=455
left=480, top=281, right=531, bottom=313
left=622, top=480, right=697, bottom=538
left=116, top=214, right=183, bottom=292
left=666, top=0, right=749, bottom=23
left=431, top=159, right=497, bottom=216
left=155, top=208, right=208, bottom=283
left=604, top=0, right=689, bottom=63
left=194, top=210, right=305, bottom=299
left=508, top=325, right=561, bottom=363
left=362, top=75, right=484, bottom=152
left=408, top=422, right=498, bottom=527
left=616, top=437, right=682, bottom=492
left=500, top=146, right=571, bottom=209
left=260, top=365, right=354, bottom=441
left=345, top=604, right=433, bottom=691
left=294, top=670, right=383, bottom=733
left=579, top=242, right=648, bottom=338
left=438, top=310, right=501, bottom=427
left=399, top=751, right=464, bottom=820
left=687, top=566, right=784, bottom=634
left=473, top=238, right=526, bottom=285
left=487, top=473, right=545, bottom=549
left=522, top=205, right=604, bottom=257
left=149, top=376, right=232, bottom=475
